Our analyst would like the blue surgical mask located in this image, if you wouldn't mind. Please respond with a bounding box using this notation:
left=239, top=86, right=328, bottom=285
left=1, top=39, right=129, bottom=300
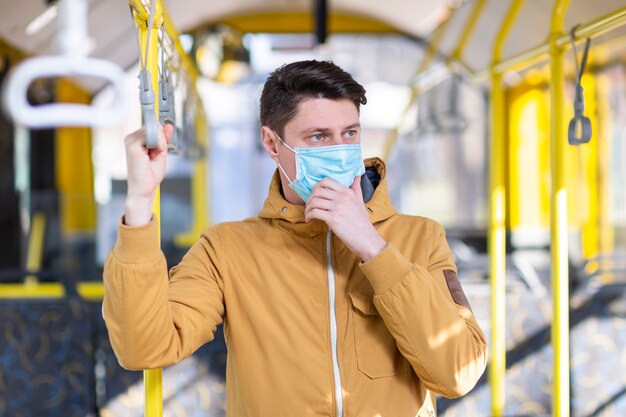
left=274, top=132, right=366, bottom=202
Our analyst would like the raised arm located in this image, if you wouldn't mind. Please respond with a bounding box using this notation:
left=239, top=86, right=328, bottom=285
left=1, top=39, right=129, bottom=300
left=103, top=220, right=225, bottom=370
left=102, top=125, right=224, bottom=370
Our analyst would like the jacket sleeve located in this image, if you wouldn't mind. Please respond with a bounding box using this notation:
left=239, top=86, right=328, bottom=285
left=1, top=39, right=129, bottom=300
left=102, top=216, right=225, bottom=370
left=359, top=220, right=487, bottom=398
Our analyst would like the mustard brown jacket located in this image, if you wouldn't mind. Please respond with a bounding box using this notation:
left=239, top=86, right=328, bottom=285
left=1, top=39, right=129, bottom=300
left=103, top=158, right=488, bottom=417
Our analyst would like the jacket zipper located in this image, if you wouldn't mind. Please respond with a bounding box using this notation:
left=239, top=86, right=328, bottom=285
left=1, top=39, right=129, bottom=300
left=326, top=229, right=343, bottom=417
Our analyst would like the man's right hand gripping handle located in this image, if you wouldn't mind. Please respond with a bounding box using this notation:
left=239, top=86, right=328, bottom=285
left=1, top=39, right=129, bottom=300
left=123, top=124, right=174, bottom=226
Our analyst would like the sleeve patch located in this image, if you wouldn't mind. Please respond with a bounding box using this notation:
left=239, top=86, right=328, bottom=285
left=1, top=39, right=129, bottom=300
left=443, top=270, right=472, bottom=312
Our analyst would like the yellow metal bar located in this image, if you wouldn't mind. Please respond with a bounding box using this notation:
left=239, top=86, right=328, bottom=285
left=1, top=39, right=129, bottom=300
left=489, top=65, right=507, bottom=417
left=25, top=211, right=46, bottom=284
left=0, top=282, right=104, bottom=301
left=196, top=113, right=210, bottom=227
left=216, top=11, right=400, bottom=34
left=164, top=4, right=210, bottom=246
left=76, top=282, right=105, bottom=301
left=0, top=283, right=65, bottom=299
left=144, top=367, right=163, bottom=412
left=381, top=2, right=489, bottom=160
left=131, top=1, right=163, bottom=416
left=129, top=0, right=161, bottom=22
left=558, top=6, right=626, bottom=47
left=381, top=7, right=456, bottom=160
left=175, top=109, right=210, bottom=246
left=488, top=2, right=524, bottom=416
left=549, top=1, right=571, bottom=416
left=506, top=84, right=551, bottom=236
left=56, top=80, right=96, bottom=234
left=595, top=73, right=615, bottom=263
left=413, top=9, right=454, bottom=75
left=451, top=0, right=487, bottom=61
left=161, top=8, right=198, bottom=80
left=479, top=6, right=626, bottom=79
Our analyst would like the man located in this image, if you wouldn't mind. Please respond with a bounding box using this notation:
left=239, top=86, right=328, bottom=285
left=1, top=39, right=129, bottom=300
left=103, top=60, right=487, bottom=417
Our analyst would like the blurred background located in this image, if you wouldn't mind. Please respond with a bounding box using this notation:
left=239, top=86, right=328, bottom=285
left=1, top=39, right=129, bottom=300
left=1, top=0, right=626, bottom=416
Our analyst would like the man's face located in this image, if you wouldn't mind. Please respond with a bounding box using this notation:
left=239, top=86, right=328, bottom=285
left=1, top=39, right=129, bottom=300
left=264, top=97, right=361, bottom=205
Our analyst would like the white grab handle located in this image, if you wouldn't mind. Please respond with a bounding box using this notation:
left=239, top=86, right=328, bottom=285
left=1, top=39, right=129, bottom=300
left=1, top=56, right=127, bottom=128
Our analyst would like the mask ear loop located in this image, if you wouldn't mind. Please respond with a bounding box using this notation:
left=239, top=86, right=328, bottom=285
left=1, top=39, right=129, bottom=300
left=272, top=130, right=296, bottom=184
left=276, top=161, right=294, bottom=184
left=273, top=131, right=296, bottom=153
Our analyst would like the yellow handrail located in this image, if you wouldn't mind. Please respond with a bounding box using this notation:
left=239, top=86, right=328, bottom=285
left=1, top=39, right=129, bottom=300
left=162, top=3, right=210, bottom=246
left=0, top=282, right=65, bottom=299
left=129, top=0, right=161, bottom=22
left=549, top=1, right=571, bottom=416
left=0, top=281, right=102, bottom=300
left=451, top=0, right=487, bottom=62
left=381, top=4, right=473, bottom=160
left=130, top=1, right=163, bottom=416
left=481, top=6, right=626, bottom=79
left=161, top=8, right=198, bottom=79
left=377, top=5, right=626, bottom=101
left=380, top=6, right=454, bottom=160
left=0, top=211, right=66, bottom=299
left=175, top=106, right=211, bottom=246
left=25, top=211, right=46, bottom=284
left=489, top=3, right=525, bottom=415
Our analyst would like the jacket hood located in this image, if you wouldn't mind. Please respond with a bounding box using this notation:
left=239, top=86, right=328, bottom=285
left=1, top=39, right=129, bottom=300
left=258, top=157, right=397, bottom=236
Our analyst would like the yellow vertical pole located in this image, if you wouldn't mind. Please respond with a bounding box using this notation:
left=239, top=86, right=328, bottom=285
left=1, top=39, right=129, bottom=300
left=489, top=2, right=524, bottom=415
left=595, top=73, right=615, bottom=259
left=549, top=1, right=571, bottom=416
left=174, top=108, right=210, bottom=246
left=25, top=212, right=46, bottom=285
left=56, top=80, right=96, bottom=234
left=489, top=64, right=506, bottom=417
left=193, top=112, right=210, bottom=227
left=132, top=1, right=163, bottom=416
left=163, top=7, right=210, bottom=246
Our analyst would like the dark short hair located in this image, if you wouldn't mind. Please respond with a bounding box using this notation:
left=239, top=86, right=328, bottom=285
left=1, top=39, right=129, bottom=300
left=260, top=60, right=367, bottom=136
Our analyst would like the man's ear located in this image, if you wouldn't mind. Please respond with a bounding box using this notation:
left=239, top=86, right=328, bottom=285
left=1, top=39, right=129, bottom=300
left=261, top=126, right=280, bottom=163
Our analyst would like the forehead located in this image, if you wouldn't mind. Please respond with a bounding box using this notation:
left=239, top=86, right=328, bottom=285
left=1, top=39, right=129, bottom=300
left=285, top=98, right=360, bottom=134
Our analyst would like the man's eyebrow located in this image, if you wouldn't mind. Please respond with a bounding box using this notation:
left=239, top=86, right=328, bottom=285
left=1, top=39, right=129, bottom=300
left=299, top=127, right=332, bottom=135
left=298, top=123, right=361, bottom=135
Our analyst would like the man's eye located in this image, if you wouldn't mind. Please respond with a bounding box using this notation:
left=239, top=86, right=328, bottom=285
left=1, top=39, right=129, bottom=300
left=311, top=134, right=323, bottom=141
left=346, top=130, right=357, bottom=137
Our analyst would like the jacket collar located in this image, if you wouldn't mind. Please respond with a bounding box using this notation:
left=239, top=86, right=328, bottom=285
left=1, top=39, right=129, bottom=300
left=258, top=157, right=397, bottom=238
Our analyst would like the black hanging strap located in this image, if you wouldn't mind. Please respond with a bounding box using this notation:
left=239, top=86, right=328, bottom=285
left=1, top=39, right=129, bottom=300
left=567, top=25, right=592, bottom=145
